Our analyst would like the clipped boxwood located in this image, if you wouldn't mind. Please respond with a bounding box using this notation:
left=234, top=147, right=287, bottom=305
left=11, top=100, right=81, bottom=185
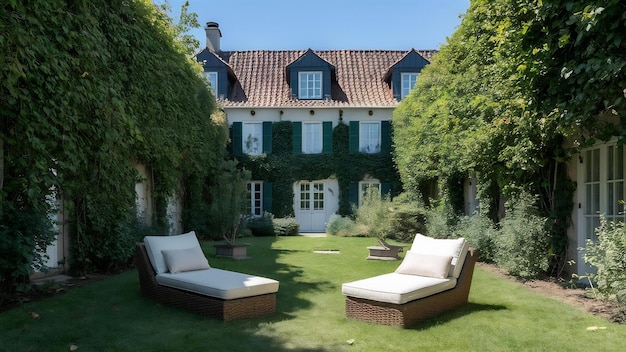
left=273, top=218, right=300, bottom=236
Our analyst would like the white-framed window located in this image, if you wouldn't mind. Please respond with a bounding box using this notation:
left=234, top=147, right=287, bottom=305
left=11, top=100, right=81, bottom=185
left=204, top=71, right=218, bottom=96
left=242, top=122, right=262, bottom=155
left=302, top=122, right=322, bottom=154
left=247, top=181, right=263, bottom=217
left=359, top=181, right=381, bottom=206
left=359, top=122, right=381, bottom=153
left=298, top=71, right=322, bottom=99
left=580, top=142, right=626, bottom=241
left=401, top=72, right=419, bottom=99
left=299, top=182, right=324, bottom=211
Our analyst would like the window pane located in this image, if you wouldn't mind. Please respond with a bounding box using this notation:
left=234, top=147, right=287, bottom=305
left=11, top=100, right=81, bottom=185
left=298, top=72, right=322, bottom=99
left=242, top=123, right=263, bottom=155
left=204, top=72, right=218, bottom=96
left=303, top=122, right=322, bottom=154
left=359, top=122, right=380, bottom=153
left=246, top=181, right=263, bottom=216
left=401, top=73, right=418, bottom=99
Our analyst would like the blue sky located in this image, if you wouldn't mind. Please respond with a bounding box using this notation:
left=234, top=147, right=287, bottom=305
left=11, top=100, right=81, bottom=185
left=159, top=0, right=470, bottom=51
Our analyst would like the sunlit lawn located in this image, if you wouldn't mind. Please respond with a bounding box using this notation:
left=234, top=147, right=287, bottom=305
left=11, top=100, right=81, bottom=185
left=1, top=236, right=624, bottom=352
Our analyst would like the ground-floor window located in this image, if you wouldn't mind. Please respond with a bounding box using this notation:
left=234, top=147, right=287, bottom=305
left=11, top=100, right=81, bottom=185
left=359, top=180, right=381, bottom=206
left=247, top=181, right=263, bottom=216
left=580, top=141, right=625, bottom=240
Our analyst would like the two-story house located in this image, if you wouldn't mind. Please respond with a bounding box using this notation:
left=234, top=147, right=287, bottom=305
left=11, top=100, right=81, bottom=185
left=196, top=22, right=435, bottom=232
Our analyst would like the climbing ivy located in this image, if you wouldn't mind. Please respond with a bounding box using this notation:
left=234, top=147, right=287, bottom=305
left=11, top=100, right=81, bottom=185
left=1, top=0, right=226, bottom=283
left=237, top=120, right=402, bottom=218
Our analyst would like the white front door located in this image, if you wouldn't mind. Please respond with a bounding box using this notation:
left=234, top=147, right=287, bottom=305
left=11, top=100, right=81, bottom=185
left=294, top=179, right=339, bottom=232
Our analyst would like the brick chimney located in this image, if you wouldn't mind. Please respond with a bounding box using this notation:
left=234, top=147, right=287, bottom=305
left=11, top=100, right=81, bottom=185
left=205, top=22, right=222, bottom=52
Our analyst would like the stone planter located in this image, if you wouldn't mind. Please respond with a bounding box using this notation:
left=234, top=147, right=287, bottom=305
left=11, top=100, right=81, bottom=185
left=214, top=244, right=250, bottom=259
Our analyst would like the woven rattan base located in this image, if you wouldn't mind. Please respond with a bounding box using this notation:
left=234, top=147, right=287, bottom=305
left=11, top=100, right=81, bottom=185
left=135, top=243, right=276, bottom=321
left=345, top=249, right=476, bottom=328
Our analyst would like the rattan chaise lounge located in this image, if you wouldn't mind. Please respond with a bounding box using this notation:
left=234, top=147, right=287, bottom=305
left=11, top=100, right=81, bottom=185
left=342, top=234, right=476, bottom=328
left=135, top=232, right=279, bottom=321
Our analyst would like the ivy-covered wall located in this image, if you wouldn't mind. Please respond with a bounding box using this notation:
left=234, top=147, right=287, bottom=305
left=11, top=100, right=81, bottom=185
left=235, top=120, right=402, bottom=218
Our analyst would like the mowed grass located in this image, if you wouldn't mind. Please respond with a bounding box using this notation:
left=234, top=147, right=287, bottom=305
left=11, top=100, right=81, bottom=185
left=1, top=236, right=624, bottom=352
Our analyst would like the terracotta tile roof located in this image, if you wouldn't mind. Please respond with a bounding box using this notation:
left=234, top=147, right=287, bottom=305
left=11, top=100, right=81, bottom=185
left=203, top=49, right=436, bottom=108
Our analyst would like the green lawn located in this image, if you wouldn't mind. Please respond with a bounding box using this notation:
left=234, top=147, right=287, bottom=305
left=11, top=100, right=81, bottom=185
left=1, top=236, right=624, bottom=352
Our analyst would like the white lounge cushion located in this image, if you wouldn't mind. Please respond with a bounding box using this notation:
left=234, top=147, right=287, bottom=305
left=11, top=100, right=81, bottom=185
left=410, top=234, right=469, bottom=278
left=342, top=273, right=456, bottom=304
left=162, top=246, right=210, bottom=274
left=156, top=269, right=279, bottom=300
left=144, top=231, right=200, bottom=274
left=395, top=252, right=452, bottom=279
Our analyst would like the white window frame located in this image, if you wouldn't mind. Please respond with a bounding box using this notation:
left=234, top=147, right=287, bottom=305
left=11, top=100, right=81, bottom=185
left=302, top=122, right=322, bottom=154
left=579, top=142, right=626, bottom=241
left=359, top=121, right=381, bottom=153
left=359, top=181, right=381, bottom=206
left=401, top=72, right=419, bottom=99
left=247, top=181, right=263, bottom=217
left=204, top=71, right=218, bottom=96
left=298, top=71, right=322, bottom=99
left=242, top=122, right=263, bottom=155
left=576, top=140, right=626, bottom=276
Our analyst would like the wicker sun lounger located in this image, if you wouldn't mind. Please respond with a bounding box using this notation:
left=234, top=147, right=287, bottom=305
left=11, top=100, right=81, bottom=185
left=344, top=248, right=476, bottom=328
left=135, top=243, right=276, bottom=321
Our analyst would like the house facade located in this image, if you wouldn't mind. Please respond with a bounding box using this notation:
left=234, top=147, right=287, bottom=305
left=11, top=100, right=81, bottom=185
left=196, top=22, right=435, bottom=232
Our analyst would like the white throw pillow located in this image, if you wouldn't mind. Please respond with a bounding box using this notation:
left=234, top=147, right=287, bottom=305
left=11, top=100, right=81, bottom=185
left=143, top=231, right=201, bottom=274
left=162, top=246, right=210, bottom=274
left=395, top=251, right=453, bottom=279
left=410, top=233, right=468, bottom=278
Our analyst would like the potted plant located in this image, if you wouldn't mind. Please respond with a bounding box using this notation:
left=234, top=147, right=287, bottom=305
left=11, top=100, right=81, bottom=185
left=209, top=159, right=251, bottom=259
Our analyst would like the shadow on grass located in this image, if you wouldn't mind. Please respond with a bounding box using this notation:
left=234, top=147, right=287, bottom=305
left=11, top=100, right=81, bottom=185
left=406, top=302, right=508, bottom=331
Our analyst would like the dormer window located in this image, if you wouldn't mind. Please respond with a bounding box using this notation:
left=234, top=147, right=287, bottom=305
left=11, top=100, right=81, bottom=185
left=204, top=71, right=218, bottom=96
left=298, top=72, right=322, bottom=99
left=401, top=72, right=419, bottom=99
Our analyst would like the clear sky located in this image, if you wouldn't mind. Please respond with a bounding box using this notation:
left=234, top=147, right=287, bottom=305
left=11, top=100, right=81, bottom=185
left=159, top=0, right=470, bottom=51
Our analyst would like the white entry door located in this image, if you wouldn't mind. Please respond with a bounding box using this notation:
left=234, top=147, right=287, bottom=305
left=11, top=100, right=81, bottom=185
left=294, top=179, right=339, bottom=232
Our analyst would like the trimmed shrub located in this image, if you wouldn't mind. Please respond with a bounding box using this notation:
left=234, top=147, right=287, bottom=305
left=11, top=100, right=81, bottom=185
left=247, top=212, right=275, bottom=237
left=273, top=217, right=300, bottom=236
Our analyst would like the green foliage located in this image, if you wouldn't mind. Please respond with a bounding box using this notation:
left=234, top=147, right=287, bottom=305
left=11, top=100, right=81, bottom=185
left=350, top=191, right=427, bottom=242
left=424, top=193, right=460, bottom=239
left=1, top=0, right=226, bottom=279
left=0, top=202, right=55, bottom=294
left=238, top=120, right=402, bottom=218
left=581, top=217, right=626, bottom=306
left=207, top=159, right=251, bottom=244
left=355, top=188, right=393, bottom=239
left=455, top=213, right=496, bottom=262
left=272, top=217, right=300, bottom=236
left=493, top=194, right=551, bottom=279
left=392, top=0, right=616, bottom=274
left=247, top=212, right=275, bottom=237
left=326, top=214, right=360, bottom=237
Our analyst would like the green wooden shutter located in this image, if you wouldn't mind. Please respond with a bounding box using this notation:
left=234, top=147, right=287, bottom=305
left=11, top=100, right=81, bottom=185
left=381, top=121, right=391, bottom=154
left=322, top=121, right=332, bottom=153
left=381, top=183, right=391, bottom=198
left=292, top=121, right=302, bottom=154
left=262, top=121, right=272, bottom=154
left=349, top=183, right=359, bottom=207
left=263, top=182, right=273, bottom=213
left=349, top=121, right=359, bottom=153
left=232, top=122, right=242, bottom=156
